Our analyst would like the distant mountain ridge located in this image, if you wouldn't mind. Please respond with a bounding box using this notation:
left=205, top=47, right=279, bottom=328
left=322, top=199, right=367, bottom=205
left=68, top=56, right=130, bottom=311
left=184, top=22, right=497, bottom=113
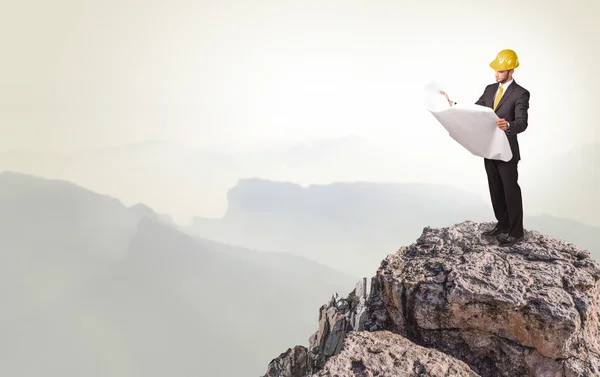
left=2, top=139, right=597, bottom=226
left=223, top=178, right=488, bottom=217
left=189, top=178, right=600, bottom=276
left=1, top=169, right=598, bottom=376
left=0, top=170, right=357, bottom=376
left=0, top=136, right=373, bottom=222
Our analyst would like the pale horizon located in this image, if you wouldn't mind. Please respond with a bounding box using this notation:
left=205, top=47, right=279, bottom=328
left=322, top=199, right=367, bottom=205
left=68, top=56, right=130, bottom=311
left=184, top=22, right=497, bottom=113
left=2, top=0, right=598, bottom=225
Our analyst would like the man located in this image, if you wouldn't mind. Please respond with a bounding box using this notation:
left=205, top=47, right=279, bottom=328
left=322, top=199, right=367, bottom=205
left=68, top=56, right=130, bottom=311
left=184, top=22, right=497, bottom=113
left=440, top=49, right=530, bottom=246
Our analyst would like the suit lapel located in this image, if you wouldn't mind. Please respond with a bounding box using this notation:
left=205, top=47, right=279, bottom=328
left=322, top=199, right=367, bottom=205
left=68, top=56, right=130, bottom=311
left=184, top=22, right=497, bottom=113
left=495, top=81, right=516, bottom=111
left=486, top=85, right=496, bottom=107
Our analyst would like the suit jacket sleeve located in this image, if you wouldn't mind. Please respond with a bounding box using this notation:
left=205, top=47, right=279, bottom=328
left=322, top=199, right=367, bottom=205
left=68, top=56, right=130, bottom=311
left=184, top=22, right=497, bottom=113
left=475, top=88, right=486, bottom=106
left=507, top=89, right=530, bottom=136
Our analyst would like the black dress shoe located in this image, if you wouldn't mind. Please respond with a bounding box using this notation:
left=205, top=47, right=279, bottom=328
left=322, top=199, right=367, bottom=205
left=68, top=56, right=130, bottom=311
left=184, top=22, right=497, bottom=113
left=482, top=226, right=508, bottom=236
left=498, top=235, right=523, bottom=246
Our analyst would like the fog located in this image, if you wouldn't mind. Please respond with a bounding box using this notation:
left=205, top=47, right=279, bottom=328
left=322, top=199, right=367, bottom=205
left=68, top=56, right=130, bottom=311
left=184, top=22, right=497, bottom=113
left=2, top=0, right=599, bottom=225
left=1, top=0, right=599, bottom=375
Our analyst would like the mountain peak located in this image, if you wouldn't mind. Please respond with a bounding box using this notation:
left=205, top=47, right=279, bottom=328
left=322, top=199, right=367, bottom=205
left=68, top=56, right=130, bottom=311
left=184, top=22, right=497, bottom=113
left=263, top=220, right=600, bottom=377
left=224, top=179, right=488, bottom=219
left=129, top=203, right=159, bottom=220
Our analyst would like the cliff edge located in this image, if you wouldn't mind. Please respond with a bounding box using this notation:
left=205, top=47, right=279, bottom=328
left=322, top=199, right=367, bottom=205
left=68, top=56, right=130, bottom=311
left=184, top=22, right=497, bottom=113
left=262, top=220, right=600, bottom=377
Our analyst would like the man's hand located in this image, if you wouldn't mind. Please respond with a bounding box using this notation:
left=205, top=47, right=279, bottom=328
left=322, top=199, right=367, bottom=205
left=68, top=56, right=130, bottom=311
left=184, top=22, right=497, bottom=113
left=496, top=118, right=510, bottom=131
left=439, top=91, right=453, bottom=106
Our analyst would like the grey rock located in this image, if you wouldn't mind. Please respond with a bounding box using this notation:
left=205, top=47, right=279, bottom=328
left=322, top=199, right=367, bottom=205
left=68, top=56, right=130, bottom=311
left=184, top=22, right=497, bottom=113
left=264, top=278, right=370, bottom=377
left=371, top=220, right=600, bottom=377
left=308, top=278, right=371, bottom=356
left=314, top=330, right=480, bottom=377
left=262, top=220, right=600, bottom=377
left=262, top=346, right=317, bottom=377
left=309, top=293, right=352, bottom=357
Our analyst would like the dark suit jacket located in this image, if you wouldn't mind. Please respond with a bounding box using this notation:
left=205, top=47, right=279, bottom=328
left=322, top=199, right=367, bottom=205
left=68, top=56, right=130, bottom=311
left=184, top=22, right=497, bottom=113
left=475, top=80, right=530, bottom=161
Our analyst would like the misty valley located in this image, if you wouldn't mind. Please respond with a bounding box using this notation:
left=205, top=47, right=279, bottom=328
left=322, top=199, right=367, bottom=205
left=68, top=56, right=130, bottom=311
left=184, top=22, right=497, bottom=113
left=0, top=171, right=598, bottom=376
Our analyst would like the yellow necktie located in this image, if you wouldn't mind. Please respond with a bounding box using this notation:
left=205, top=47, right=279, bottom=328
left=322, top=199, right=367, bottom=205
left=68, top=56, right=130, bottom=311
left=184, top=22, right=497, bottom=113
left=493, top=84, right=504, bottom=110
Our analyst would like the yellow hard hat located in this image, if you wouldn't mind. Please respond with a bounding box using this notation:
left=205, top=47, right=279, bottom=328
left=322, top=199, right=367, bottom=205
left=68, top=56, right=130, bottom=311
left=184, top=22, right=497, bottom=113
left=489, top=49, right=519, bottom=71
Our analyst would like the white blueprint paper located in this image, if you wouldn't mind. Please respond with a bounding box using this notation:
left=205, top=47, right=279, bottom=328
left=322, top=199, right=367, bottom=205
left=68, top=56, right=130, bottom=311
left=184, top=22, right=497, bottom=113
left=423, top=82, right=513, bottom=162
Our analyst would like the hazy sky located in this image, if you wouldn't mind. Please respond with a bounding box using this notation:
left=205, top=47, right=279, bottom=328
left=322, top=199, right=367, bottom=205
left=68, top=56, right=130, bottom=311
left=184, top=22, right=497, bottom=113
left=1, top=0, right=599, bottom=223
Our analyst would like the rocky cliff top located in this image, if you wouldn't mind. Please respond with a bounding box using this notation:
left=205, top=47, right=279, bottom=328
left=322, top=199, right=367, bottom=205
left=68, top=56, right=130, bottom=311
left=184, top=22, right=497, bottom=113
left=263, top=220, right=600, bottom=377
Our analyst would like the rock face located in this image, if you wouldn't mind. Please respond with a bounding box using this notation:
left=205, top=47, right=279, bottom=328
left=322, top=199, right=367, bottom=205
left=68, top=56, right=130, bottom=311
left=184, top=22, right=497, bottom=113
left=262, top=221, right=600, bottom=377
left=264, top=279, right=370, bottom=377
left=314, top=331, right=479, bottom=377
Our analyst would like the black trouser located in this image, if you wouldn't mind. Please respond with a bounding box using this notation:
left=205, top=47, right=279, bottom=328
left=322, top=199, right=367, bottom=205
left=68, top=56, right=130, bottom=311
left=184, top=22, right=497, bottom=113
left=484, top=157, right=524, bottom=238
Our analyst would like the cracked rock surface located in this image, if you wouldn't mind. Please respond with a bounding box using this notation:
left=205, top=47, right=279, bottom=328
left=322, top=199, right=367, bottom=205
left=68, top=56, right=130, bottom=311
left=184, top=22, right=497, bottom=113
left=372, top=221, right=600, bottom=377
left=264, top=280, right=369, bottom=377
left=262, top=221, right=600, bottom=377
left=314, top=330, right=479, bottom=377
